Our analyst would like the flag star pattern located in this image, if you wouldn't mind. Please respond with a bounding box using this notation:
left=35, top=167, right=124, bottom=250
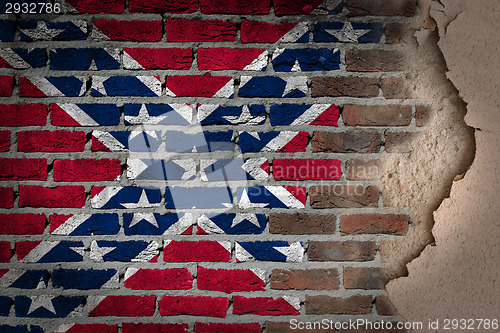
left=0, top=0, right=418, bottom=329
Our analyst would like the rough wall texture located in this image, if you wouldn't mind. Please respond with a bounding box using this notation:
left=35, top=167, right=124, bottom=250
left=0, top=0, right=479, bottom=332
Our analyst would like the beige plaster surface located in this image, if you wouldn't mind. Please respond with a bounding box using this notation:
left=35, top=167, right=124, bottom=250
left=387, top=0, right=500, bottom=330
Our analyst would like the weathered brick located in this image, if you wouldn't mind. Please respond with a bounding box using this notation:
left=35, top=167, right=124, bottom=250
left=93, top=19, right=162, bottom=42
left=385, top=132, right=418, bottom=153
left=197, top=267, right=265, bottom=293
left=17, top=130, right=86, bottom=152
left=343, top=105, right=412, bottom=126
left=376, top=295, right=399, bottom=316
left=88, top=295, right=155, bottom=317
left=129, top=0, right=197, bottom=13
left=269, top=213, right=336, bottom=234
left=346, top=49, right=406, bottom=72
left=270, top=269, right=339, bottom=290
left=53, top=159, right=122, bottom=182
left=197, top=48, right=267, bottom=71
left=159, top=296, right=229, bottom=318
left=273, top=159, right=341, bottom=181
left=310, top=185, right=379, bottom=208
left=19, top=185, right=86, bottom=208
left=311, top=77, right=379, bottom=98
left=340, top=214, right=410, bottom=235
left=308, top=241, right=376, bottom=261
left=124, top=268, right=193, bottom=290
left=0, top=214, right=46, bottom=235
left=274, top=0, right=324, bottom=14
left=195, top=322, right=261, bottom=333
left=164, top=240, right=231, bottom=262
left=200, top=0, right=270, bottom=14
left=0, top=131, right=10, bottom=152
left=233, top=296, right=300, bottom=316
left=122, top=323, right=189, bottom=333
left=344, top=0, right=417, bottom=16
left=346, top=159, right=381, bottom=181
left=0, top=158, right=47, bottom=181
left=0, top=75, right=13, bottom=96
left=416, top=105, right=431, bottom=127
left=0, top=187, right=13, bottom=208
left=305, top=295, right=373, bottom=315
left=241, top=20, right=306, bottom=43
left=0, top=104, right=47, bottom=127
left=344, top=267, right=386, bottom=289
left=385, top=23, right=417, bottom=44
left=0, top=242, right=11, bottom=262
left=166, top=74, right=233, bottom=98
left=312, top=131, right=381, bottom=153
left=381, top=77, right=414, bottom=99
left=166, top=19, right=237, bottom=42
left=66, top=0, right=124, bottom=13
left=123, top=48, right=192, bottom=70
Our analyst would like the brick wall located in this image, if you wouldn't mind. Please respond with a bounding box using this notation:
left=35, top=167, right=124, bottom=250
left=0, top=0, right=422, bottom=331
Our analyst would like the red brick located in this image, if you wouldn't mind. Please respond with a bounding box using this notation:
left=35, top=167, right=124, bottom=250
left=159, top=296, right=228, bottom=318
left=123, top=48, right=192, bottom=70
left=274, top=0, right=324, bottom=14
left=376, top=295, right=399, bottom=316
left=19, top=185, right=86, bottom=208
left=166, top=74, right=232, bottom=97
left=122, top=323, right=189, bottom=333
left=0, top=158, right=47, bottom=181
left=53, top=159, right=121, bottom=182
left=343, top=105, right=412, bottom=126
left=89, top=295, right=155, bottom=317
left=164, top=240, right=231, bottom=262
left=17, top=130, right=86, bottom=152
left=381, top=77, right=414, bottom=99
left=200, top=0, right=270, bottom=14
left=310, top=185, right=379, bottom=208
left=273, top=159, right=341, bottom=181
left=385, top=23, right=417, bottom=44
left=346, top=49, right=406, bottom=72
left=0, top=214, right=46, bottom=235
left=311, top=77, right=379, bottom=98
left=269, top=213, right=336, bottom=234
left=308, top=241, right=376, bottom=261
left=197, top=266, right=265, bottom=293
left=197, top=48, right=267, bottom=71
left=416, top=105, right=431, bottom=127
left=385, top=132, right=418, bottom=153
left=124, top=268, right=193, bottom=290
left=0, top=104, right=47, bottom=127
left=346, top=159, right=381, bottom=181
left=312, top=131, right=381, bottom=153
left=93, top=19, right=162, bottom=42
left=241, top=20, right=301, bottom=43
left=344, top=267, right=386, bottom=289
left=0, top=75, right=13, bottom=96
left=166, top=19, right=237, bottom=42
left=305, top=295, right=373, bottom=315
left=129, top=0, right=196, bottom=13
left=0, top=242, right=10, bottom=262
left=233, top=296, right=300, bottom=316
left=270, top=269, right=339, bottom=290
left=66, top=0, right=124, bottom=13
left=340, top=214, right=409, bottom=235
left=344, top=0, right=417, bottom=16
left=0, top=131, right=10, bottom=152
left=0, top=187, right=13, bottom=208
left=195, top=322, right=261, bottom=333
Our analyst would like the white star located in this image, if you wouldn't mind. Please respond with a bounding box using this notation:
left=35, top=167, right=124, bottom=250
left=231, top=213, right=261, bottom=228
left=274, top=242, right=304, bottom=262
left=222, top=105, right=265, bottom=125
left=90, top=241, right=115, bottom=262
left=21, top=22, right=65, bottom=41
left=282, top=77, right=307, bottom=97
left=27, top=295, right=57, bottom=315
left=128, top=213, right=159, bottom=228
left=291, top=59, right=302, bottom=72
left=91, top=76, right=107, bottom=95
left=122, top=190, right=159, bottom=209
left=125, top=104, right=168, bottom=125
left=325, top=22, right=371, bottom=42
left=238, top=188, right=267, bottom=209
left=89, top=59, right=98, bottom=70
